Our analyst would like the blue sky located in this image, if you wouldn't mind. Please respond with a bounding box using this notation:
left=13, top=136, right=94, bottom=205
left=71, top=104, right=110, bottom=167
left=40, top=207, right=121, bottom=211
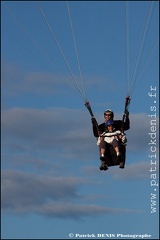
left=1, top=1, right=159, bottom=239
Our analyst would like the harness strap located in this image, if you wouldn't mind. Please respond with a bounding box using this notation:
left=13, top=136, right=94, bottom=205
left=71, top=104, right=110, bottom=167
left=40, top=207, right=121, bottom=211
left=122, top=96, right=131, bottom=132
left=85, top=101, right=94, bottom=118
left=85, top=101, right=100, bottom=136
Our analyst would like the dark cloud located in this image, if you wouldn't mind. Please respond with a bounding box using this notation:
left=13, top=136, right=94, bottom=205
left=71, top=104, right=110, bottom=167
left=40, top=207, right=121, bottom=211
left=1, top=170, right=139, bottom=219
left=1, top=108, right=159, bottom=220
left=2, top=108, right=159, bottom=155
left=2, top=170, right=83, bottom=209
left=2, top=107, right=159, bottom=174
left=1, top=107, right=95, bottom=163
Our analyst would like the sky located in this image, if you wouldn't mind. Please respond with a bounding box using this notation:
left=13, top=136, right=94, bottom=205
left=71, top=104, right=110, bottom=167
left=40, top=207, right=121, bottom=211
left=1, top=1, right=159, bottom=239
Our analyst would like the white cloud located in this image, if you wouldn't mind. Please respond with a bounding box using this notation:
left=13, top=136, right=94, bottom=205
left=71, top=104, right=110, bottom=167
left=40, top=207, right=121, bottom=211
left=2, top=62, right=114, bottom=97
left=33, top=203, right=138, bottom=220
left=81, top=160, right=159, bottom=181
left=1, top=62, right=67, bottom=97
left=111, top=160, right=152, bottom=180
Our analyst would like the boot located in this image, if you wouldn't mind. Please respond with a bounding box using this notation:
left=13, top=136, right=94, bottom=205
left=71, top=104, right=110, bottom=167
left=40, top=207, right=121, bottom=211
left=99, top=161, right=108, bottom=171
left=119, top=162, right=125, bottom=169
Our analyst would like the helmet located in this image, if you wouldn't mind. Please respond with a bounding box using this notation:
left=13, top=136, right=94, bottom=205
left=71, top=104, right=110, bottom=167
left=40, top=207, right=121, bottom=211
left=105, top=120, right=113, bottom=127
left=104, top=109, right=114, bottom=118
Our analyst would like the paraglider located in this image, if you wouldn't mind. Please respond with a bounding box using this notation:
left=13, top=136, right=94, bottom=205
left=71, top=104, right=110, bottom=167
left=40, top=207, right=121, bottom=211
left=85, top=96, right=130, bottom=170
left=3, top=1, right=158, bottom=172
